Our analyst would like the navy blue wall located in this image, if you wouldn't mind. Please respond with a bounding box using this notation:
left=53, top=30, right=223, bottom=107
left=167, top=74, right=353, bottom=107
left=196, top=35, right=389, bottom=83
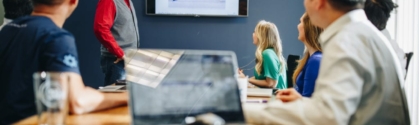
left=64, top=0, right=305, bottom=88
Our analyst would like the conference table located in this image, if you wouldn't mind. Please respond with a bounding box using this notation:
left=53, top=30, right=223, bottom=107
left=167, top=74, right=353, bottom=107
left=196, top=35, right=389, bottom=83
left=14, top=96, right=271, bottom=125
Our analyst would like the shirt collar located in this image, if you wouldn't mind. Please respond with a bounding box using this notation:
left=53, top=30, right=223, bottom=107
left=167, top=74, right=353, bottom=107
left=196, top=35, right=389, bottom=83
left=319, top=9, right=369, bottom=44
left=3, top=18, right=12, bottom=25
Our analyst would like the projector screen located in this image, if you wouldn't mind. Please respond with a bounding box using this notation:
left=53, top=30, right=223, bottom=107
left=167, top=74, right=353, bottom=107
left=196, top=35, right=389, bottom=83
left=146, top=0, right=248, bottom=17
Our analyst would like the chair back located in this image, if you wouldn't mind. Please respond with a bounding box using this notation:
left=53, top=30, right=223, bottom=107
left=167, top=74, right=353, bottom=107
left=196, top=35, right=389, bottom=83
left=405, top=52, right=413, bottom=71
left=286, top=55, right=300, bottom=88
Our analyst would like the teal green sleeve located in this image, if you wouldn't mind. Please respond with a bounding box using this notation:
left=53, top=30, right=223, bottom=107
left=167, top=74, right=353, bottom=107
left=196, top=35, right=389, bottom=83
left=262, top=50, right=279, bottom=80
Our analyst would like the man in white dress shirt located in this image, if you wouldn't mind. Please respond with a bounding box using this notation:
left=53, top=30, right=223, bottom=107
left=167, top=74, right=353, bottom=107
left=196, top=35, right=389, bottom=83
left=244, top=0, right=410, bottom=125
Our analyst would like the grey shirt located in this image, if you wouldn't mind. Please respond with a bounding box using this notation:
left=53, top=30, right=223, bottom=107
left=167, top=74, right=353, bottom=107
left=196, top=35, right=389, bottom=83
left=244, top=9, right=409, bottom=125
left=100, top=0, right=139, bottom=57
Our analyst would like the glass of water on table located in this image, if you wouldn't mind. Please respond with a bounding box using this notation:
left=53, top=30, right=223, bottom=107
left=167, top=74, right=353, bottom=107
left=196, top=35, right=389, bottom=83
left=33, top=72, right=69, bottom=125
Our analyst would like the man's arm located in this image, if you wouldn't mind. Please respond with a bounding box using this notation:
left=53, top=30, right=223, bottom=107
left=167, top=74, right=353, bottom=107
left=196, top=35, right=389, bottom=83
left=64, top=72, right=127, bottom=114
left=244, top=33, right=366, bottom=125
left=42, top=33, right=127, bottom=114
left=93, top=0, right=124, bottom=58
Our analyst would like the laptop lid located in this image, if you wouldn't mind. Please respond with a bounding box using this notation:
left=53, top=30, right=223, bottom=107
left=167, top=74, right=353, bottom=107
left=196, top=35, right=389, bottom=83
left=125, top=49, right=245, bottom=125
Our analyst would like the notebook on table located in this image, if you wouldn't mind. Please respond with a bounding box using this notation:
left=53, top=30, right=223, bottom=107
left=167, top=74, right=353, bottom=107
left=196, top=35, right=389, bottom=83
left=98, top=85, right=127, bottom=93
left=247, top=88, right=275, bottom=97
left=98, top=80, right=127, bottom=92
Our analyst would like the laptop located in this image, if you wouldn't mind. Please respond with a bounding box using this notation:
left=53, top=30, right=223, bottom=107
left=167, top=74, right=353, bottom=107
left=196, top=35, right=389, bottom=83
left=125, top=49, right=246, bottom=125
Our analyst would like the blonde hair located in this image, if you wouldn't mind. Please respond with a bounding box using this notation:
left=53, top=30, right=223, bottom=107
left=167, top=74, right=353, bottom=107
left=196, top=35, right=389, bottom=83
left=254, top=20, right=286, bottom=75
left=292, top=13, right=323, bottom=84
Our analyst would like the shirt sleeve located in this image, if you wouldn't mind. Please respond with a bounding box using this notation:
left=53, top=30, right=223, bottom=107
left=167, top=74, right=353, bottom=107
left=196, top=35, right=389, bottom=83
left=93, top=0, right=124, bottom=58
left=244, top=32, right=365, bottom=125
left=262, top=50, right=279, bottom=80
left=301, top=54, right=322, bottom=97
left=41, top=33, right=80, bottom=74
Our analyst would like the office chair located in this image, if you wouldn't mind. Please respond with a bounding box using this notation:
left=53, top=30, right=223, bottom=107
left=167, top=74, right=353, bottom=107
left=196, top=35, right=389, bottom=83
left=405, top=52, right=413, bottom=72
left=286, top=55, right=300, bottom=88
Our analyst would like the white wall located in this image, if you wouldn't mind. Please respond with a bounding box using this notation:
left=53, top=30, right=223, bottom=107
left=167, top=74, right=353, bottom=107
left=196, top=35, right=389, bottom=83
left=389, top=0, right=419, bottom=124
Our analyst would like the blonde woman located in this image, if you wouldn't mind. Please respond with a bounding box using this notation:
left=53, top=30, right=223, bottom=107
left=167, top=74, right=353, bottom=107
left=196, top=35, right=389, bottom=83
left=240, top=20, right=287, bottom=89
left=292, top=13, right=323, bottom=97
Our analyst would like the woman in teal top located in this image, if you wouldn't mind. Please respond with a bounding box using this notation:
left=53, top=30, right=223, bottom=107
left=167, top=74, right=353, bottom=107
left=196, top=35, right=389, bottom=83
left=239, top=20, right=287, bottom=89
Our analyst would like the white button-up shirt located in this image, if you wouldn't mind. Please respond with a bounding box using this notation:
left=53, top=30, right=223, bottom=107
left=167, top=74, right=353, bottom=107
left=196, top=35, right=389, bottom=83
left=381, top=29, right=407, bottom=76
left=244, top=9, right=409, bottom=125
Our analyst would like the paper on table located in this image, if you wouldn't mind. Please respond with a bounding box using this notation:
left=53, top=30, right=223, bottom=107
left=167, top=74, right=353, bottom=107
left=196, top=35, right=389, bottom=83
left=247, top=88, right=273, bottom=97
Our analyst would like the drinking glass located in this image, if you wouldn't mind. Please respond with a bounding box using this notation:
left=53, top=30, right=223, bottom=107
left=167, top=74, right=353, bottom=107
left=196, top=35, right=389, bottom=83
left=237, top=76, right=248, bottom=103
left=33, top=72, right=69, bottom=125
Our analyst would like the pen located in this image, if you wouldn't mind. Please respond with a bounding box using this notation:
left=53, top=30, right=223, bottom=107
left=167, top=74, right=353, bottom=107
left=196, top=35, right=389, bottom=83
left=246, top=99, right=268, bottom=103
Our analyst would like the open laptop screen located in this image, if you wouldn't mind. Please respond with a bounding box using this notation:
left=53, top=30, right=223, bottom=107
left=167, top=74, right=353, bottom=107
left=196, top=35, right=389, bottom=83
left=126, top=49, right=245, bottom=124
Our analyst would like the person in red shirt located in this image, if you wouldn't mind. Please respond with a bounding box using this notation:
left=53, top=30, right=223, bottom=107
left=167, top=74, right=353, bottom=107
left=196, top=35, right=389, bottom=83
left=93, top=0, right=139, bottom=86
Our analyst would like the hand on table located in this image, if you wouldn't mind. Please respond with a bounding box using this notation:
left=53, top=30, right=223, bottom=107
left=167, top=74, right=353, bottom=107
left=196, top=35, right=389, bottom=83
left=275, top=88, right=302, bottom=102
left=247, top=84, right=256, bottom=88
left=238, top=69, right=246, bottom=78
left=247, top=77, right=257, bottom=88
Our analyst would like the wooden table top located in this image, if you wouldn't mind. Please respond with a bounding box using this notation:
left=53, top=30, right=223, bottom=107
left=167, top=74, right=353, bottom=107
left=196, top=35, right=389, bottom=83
left=14, top=96, right=271, bottom=125
left=14, top=106, right=131, bottom=125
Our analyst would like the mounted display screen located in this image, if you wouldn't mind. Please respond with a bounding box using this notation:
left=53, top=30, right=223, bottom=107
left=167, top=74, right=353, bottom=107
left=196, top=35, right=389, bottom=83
left=146, top=0, right=248, bottom=17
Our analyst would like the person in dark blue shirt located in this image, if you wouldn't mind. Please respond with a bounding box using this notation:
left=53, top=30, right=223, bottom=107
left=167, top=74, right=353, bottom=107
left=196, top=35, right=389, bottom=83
left=0, top=16, right=79, bottom=124
left=293, top=13, right=323, bottom=97
left=0, top=0, right=128, bottom=124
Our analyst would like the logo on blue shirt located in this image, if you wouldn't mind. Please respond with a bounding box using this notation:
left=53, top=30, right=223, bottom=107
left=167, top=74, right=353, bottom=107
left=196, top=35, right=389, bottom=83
left=63, top=54, right=78, bottom=68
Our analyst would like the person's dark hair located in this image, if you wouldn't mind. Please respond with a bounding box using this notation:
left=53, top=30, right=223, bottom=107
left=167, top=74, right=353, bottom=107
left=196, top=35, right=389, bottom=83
left=3, top=0, right=33, bottom=19
left=32, top=0, right=64, bottom=6
left=328, top=0, right=366, bottom=12
left=364, top=0, right=398, bottom=30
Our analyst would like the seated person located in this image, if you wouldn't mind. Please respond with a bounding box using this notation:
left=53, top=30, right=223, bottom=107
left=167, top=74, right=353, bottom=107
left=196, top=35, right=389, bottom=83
left=239, top=20, right=287, bottom=89
left=0, top=0, right=33, bottom=30
left=364, top=0, right=406, bottom=75
left=0, top=0, right=127, bottom=124
left=293, top=13, right=323, bottom=97
left=244, top=0, right=409, bottom=124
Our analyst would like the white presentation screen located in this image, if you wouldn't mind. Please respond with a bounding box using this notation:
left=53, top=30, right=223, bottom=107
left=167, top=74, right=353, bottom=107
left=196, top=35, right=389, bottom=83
left=156, top=0, right=238, bottom=16
left=146, top=0, right=248, bottom=17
